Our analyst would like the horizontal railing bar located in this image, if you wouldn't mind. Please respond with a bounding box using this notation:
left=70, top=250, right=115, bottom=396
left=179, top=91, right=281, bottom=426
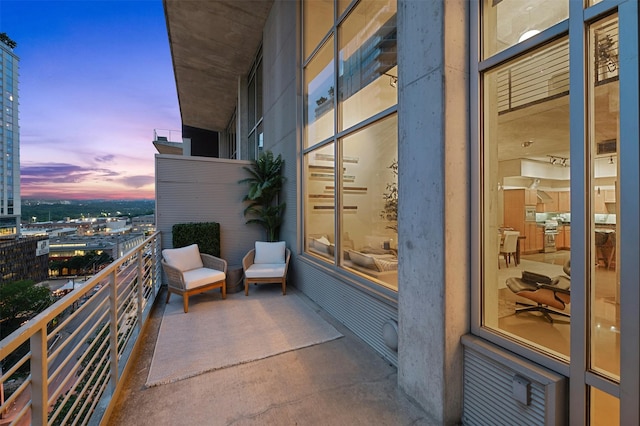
left=1, top=232, right=162, bottom=425
left=1, top=233, right=160, bottom=358
left=0, top=372, right=30, bottom=412
left=48, top=295, right=109, bottom=365
left=48, top=308, right=109, bottom=390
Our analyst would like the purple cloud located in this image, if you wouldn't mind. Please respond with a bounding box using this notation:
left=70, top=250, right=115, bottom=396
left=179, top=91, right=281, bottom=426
left=21, top=163, right=120, bottom=185
left=95, top=154, right=115, bottom=163
left=119, top=175, right=155, bottom=189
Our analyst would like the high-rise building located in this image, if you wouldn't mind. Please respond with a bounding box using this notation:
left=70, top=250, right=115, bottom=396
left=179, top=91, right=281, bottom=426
left=0, top=33, right=20, bottom=237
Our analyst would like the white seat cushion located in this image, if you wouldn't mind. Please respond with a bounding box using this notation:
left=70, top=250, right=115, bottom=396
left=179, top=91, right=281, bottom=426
left=162, top=244, right=203, bottom=272
left=245, top=264, right=286, bottom=279
left=254, top=241, right=286, bottom=264
left=182, top=268, right=225, bottom=290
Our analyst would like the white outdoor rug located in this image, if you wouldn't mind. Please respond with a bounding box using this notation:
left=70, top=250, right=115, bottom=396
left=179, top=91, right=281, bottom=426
left=146, top=287, right=343, bottom=387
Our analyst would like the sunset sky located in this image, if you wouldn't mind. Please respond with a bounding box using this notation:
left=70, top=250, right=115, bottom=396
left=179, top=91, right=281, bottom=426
left=1, top=0, right=180, bottom=200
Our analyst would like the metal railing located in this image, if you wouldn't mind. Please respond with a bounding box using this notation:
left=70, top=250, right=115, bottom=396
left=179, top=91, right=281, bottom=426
left=153, top=129, right=182, bottom=143
left=1, top=232, right=162, bottom=425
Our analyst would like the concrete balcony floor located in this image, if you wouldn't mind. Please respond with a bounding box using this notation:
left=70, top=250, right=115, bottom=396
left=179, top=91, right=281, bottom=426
left=107, top=287, right=432, bottom=425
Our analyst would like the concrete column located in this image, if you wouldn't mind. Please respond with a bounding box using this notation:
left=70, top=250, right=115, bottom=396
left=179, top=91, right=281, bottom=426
left=397, top=1, right=469, bottom=424
left=237, top=75, right=249, bottom=160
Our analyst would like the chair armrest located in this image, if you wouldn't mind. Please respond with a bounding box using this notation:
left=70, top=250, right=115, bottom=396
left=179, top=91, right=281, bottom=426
left=161, top=260, right=186, bottom=290
left=243, top=249, right=256, bottom=271
left=201, top=253, right=227, bottom=273
left=538, top=283, right=570, bottom=295
left=284, top=249, right=291, bottom=275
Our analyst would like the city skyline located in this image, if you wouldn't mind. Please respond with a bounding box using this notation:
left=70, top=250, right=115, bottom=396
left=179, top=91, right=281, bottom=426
left=0, top=0, right=180, bottom=200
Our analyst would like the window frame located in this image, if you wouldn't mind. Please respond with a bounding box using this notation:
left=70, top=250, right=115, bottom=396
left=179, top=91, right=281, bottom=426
left=470, top=0, right=639, bottom=423
left=300, top=0, right=399, bottom=298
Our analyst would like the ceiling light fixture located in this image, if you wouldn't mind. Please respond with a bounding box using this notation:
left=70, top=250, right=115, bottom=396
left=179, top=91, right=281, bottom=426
left=608, top=156, right=614, bottom=164
left=384, top=72, right=398, bottom=88
left=518, top=29, right=541, bottom=43
left=521, top=140, right=534, bottom=148
left=548, top=155, right=569, bottom=167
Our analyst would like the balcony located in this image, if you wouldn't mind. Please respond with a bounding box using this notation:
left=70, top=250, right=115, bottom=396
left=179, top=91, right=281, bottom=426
left=1, top=233, right=428, bottom=425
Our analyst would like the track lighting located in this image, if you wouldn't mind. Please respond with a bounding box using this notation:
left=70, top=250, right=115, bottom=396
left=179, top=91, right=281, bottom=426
left=547, top=155, right=569, bottom=167
left=383, top=72, right=398, bottom=88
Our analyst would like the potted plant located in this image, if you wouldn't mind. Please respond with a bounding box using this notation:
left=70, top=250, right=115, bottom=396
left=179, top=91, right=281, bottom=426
left=380, top=159, right=398, bottom=232
left=239, top=150, right=286, bottom=242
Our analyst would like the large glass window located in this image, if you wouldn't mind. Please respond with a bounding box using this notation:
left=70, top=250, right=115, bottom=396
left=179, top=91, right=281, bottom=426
left=303, top=0, right=333, bottom=61
left=588, top=13, right=619, bottom=382
left=303, top=0, right=398, bottom=291
left=482, top=0, right=568, bottom=59
left=479, top=0, right=638, bottom=422
left=304, top=36, right=335, bottom=148
left=338, top=0, right=397, bottom=131
left=482, top=37, right=571, bottom=359
left=248, top=51, right=263, bottom=161
left=340, top=115, right=397, bottom=289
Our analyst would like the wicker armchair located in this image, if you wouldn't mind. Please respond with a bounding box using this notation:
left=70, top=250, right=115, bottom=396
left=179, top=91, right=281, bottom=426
left=161, top=244, right=227, bottom=313
left=243, top=241, right=290, bottom=296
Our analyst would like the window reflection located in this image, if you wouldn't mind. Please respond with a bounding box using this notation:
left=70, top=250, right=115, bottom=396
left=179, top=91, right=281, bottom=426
left=304, top=36, right=335, bottom=148
left=338, top=0, right=397, bottom=131
left=303, top=0, right=398, bottom=291
left=589, top=14, right=620, bottom=380
left=305, top=143, right=336, bottom=262
left=482, top=38, right=571, bottom=360
left=482, top=0, right=568, bottom=59
left=303, top=0, right=333, bottom=61
left=341, top=115, right=398, bottom=290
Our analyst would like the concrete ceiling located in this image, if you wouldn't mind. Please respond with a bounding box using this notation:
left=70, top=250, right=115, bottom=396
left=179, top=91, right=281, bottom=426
left=163, top=0, right=274, bottom=132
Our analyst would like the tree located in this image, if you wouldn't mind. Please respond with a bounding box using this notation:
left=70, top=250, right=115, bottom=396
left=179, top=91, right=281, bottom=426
left=0, top=32, right=17, bottom=49
left=239, top=151, right=286, bottom=242
left=0, top=280, right=53, bottom=339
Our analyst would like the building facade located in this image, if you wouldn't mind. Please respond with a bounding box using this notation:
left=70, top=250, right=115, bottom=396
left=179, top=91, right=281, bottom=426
left=160, top=1, right=639, bottom=423
left=0, top=34, right=20, bottom=237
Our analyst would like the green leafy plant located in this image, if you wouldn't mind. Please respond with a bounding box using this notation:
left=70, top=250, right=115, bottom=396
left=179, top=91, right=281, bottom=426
left=380, top=159, right=398, bottom=232
left=172, top=222, right=221, bottom=257
left=239, top=150, right=286, bottom=242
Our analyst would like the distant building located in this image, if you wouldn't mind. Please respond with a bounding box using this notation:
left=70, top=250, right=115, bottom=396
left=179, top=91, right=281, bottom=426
left=131, top=214, right=155, bottom=234
left=0, top=236, right=49, bottom=285
left=48, top=233, right=146, bottom=261
left=0, top=34, right=19, bottom=237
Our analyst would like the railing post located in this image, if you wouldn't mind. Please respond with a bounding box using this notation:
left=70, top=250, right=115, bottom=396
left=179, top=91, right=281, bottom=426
left=154, top=235, right=161, bottom=296
left=137, top=250, right=144, bottom=330
left=109, top=269, right=118, bottom=391
left=30, top=326, right=48, bottom=425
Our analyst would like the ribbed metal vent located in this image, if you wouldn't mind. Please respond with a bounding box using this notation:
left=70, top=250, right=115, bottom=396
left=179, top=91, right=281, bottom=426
left=294, top=260, right=399, bottom=366
left=461, top=335, right=567, bottom=426
left=597, top=139, right=617, bottom=155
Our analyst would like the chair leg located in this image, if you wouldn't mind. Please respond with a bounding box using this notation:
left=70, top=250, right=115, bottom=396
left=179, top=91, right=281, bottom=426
left=222, top=280, right=227, bottom=299
left=183, top=295, right=189, bottom=313
left=245, top=278, right=249, bottom=296
left=515, top=303, right=570, bottom=323
left=166, top=289, right=171, bottom=304
left=281, top=279, right=286, bottom=295
left=504, top=253, right=509, bottom=267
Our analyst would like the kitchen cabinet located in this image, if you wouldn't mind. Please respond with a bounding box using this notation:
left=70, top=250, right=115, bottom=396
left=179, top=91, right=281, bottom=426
left=535, top=226, right=544, bottom=251
left=564, top=226, right=570, bottom=249
left=604, top=189, right=616, bottom=203
left=556, top=226, right=565, bottom=248
left=536, top=191, right=559, bottom=212
left=525, top=189, right=538, bottom=205
left=522, top=222, right=543, bottom=254
left=594, top=189, right=607, bottom=213
left=558, top=191, right=571, bottom=212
